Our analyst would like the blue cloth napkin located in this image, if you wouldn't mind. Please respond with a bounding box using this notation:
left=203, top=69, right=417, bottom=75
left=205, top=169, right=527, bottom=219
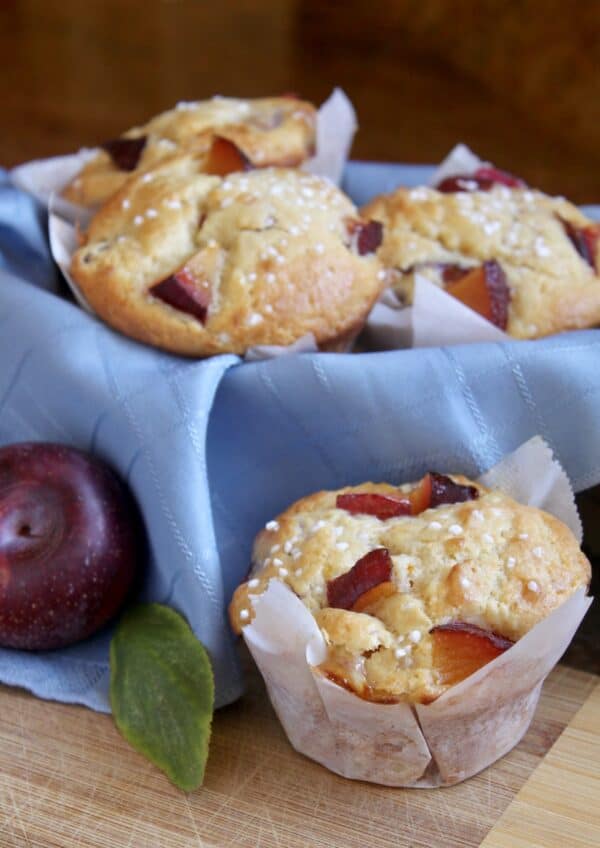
left=0, top=164, right=599, bottom=712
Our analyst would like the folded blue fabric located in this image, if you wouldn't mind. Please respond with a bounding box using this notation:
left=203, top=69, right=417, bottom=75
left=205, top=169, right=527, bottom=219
left=0, top=165, right=598, bottom=712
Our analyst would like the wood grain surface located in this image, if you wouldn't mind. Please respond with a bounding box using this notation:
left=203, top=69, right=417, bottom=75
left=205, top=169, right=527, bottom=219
left=0, top=657, right=597, bottom=848
left=481, top=681, right=600, bottom=848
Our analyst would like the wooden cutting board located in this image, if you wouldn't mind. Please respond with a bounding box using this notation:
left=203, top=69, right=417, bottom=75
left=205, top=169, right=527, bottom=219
left=481, top=678, right=600, bottom=848
left=0, top=657, right=598, bottom=848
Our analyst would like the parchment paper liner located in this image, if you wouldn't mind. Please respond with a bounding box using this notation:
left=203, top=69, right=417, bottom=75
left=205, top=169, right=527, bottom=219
left=364, top=144, right=513, bottom=350
left=242, top=436, right=591, bottom=787
left=12, top=90, right=356, bottom=361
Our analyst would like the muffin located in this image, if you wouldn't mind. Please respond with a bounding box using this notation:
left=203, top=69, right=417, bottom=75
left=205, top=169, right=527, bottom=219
left=230, top=472, right=590, bottom=705
left=363, top=179, right=600, bottom=339
left=70, top=154, right=385, bottom=356
left=62, top=95, right=317, bottom=207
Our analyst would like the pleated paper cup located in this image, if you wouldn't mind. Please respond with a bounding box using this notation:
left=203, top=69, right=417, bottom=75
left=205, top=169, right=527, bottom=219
left=241, top=437, right=592, bottom=787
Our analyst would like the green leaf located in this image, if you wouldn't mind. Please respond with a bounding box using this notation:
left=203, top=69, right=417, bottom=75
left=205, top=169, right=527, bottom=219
left=110, top=603, right=214, bottom=791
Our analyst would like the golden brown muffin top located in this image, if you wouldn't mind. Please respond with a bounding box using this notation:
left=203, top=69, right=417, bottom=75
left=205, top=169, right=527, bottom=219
left=63, top=95, right=317, bottom=207
left=230, top=475, right=590, bottom=704
left=70, top=158, right=385, bottom=356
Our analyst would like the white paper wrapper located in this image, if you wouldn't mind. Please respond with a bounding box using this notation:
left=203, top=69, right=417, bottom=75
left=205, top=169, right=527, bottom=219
left=428, top=143, right=486, bottom=188
left=303, top=88, right=357, bottom=186
left=11, top=149, right=97, bottom=206
left=365, top=273, right=509, bottom=350
left=478, top=436, right=582, bottom=543
left=363, top=289, right=414, bottom=350
left=242, top=437, right=593, bottom=787
left=244, top=334, right=318, bottom=362
left=47, top=194, right=94, bottom=313
left=365, top=143, right=515, bottom=350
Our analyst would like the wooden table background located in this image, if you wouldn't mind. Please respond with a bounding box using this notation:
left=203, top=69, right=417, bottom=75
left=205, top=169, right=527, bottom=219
left=0, top=653, right=598, bottom=848
left=1, top=0, right=599, bottom=202
left=1, top=2, right=599, bottom=844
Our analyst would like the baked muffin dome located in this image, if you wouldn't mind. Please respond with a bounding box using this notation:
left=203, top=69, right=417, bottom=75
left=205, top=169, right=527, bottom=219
left=230, top=474, right=590, bottom=704
left=62, top=95, right=317, bottom=207
left=70, top=158, right=385, bottom=356
left=362, top=185, right=600, bottom=338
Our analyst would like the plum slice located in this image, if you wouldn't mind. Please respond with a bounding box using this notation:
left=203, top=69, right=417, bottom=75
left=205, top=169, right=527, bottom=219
left=430, top=622, right=513, bottom=687
left=101, top=136, right=147, bottom=171
left=336, top=492, right=411, bottom=519
left=440, top=264, right=473, bottom=284
left=351, top=581, right=396, bottom=612
left=561, top=218, right=600, bottom=272
left=473, top=166, right=526, bottom=188
left=407, top=473, right=433, bottom=515
left=149, top=253, right=213, bottom=323
left=347, top=219, right=384, bottom=255
left=336, top=475, right=478, bottom=522
left=204, top=136, right=253, bottom=176
left=150, top=273, right=209, bottom=323
left=435, top=166, right=526, bottom=193
left=445, top=260, right=510, bottom=330
left=408, top=472, right=479, bottom=515
left=429, top=472, right=479, bottom=507
left=327, top=548, right=392, bottom=610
